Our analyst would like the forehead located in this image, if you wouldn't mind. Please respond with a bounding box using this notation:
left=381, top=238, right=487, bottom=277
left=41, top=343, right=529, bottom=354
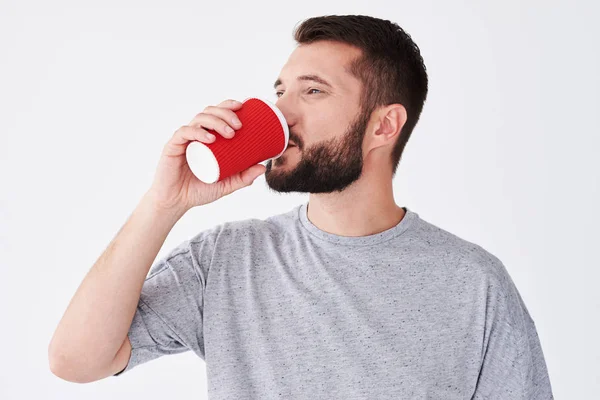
left=278, top=40, right=363, bottom=90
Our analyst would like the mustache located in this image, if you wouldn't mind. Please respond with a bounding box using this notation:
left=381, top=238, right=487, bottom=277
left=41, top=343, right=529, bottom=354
left=288, top=131, right=302, bottom=148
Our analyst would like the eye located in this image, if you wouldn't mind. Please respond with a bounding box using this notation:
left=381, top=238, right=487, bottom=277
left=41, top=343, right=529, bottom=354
left=275, top=88, right=323, bottom=98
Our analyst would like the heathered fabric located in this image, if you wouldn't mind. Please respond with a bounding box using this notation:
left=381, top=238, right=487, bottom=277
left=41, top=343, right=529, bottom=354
left=113, top=202, right=553, bottom=399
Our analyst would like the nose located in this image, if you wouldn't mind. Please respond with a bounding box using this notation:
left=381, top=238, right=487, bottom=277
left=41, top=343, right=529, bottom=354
left=275, top=95, right=297, bottom=129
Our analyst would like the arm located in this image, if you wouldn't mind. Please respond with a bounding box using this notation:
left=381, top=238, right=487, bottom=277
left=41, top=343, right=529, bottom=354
left=471, top=268, right=553, bottom=399
left=48, top=99, right=264, bottom=383
left=48, top=191, right=187, bottom=383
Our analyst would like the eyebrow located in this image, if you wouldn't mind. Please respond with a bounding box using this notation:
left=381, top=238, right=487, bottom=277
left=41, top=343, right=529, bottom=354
left=273, top=74, right=334, bottom=89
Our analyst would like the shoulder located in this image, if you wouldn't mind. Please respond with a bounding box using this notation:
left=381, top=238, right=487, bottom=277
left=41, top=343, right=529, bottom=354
left=187, top=205, right=297, bottom=249
left=412, top=215, right=537, bottom=333
left=409, top=212, right=513, bottom=290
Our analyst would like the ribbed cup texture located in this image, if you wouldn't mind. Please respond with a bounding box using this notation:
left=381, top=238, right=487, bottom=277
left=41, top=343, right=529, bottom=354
left=204, top=98, right=286, bottom=181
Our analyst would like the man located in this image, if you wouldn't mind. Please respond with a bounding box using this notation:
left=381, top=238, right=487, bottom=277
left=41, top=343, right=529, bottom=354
left=49, top=15, right=553, bottom=399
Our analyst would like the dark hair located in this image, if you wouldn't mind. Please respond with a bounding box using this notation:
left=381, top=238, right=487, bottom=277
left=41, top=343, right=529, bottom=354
left=293, top=15, right=428, bottom=176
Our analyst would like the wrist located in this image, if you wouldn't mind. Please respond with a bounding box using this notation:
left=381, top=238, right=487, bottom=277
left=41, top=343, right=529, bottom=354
left=140, top=190, right=188, bottom=222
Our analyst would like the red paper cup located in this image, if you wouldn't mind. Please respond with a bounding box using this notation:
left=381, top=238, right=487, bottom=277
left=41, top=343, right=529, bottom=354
left=185, top=97, right=289, bottom=184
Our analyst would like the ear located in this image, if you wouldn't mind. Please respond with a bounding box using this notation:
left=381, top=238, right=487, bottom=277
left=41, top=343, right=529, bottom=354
left=366, top=104, right=407, bottom=152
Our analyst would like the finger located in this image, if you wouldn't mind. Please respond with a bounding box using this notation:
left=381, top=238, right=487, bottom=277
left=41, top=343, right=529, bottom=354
left=216, top=164, right=266, bottom=197
left=161, top=126, right=216, bottom=158
left=188, top=99, right=242, bottom=126
left=169, top=125, right=216, bottom=147
left=188, top=99, right=243, bottom=129
left=239, top=163, right=267, bottom=185
left=217, top=99, right=244, bottom=109
left=188, top=113, right=237, bottom=139
left=201, top=105, right=243, bottom=131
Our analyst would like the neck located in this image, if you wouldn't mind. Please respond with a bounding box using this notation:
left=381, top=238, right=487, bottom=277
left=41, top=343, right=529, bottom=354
left=306, top=166, right=405, bottom=237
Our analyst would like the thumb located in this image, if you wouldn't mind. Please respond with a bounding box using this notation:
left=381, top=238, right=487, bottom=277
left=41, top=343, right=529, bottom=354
left=240, top=163, right=267, bottom=185
left=217, top=164, right=267, bottom=197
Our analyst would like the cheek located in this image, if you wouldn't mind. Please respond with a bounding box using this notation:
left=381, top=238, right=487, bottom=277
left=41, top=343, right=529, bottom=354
left=328, top=100, right=359, bottom=124
left=304, top=100, right=359, bottom=142
left=309, top=115, right=345, bottom=142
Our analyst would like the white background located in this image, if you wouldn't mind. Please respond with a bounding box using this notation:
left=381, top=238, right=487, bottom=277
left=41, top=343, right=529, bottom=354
left=1, top=0, right=598, bottom=399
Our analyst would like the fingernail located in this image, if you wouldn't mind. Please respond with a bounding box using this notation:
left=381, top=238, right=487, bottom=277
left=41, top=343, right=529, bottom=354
left=231, top=117, right=241, bottom=126
left=225, top=126, right=234, bottom=134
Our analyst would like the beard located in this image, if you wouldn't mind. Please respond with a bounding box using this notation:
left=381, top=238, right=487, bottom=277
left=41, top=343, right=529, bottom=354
left=264, top=105, right=371, bottom=194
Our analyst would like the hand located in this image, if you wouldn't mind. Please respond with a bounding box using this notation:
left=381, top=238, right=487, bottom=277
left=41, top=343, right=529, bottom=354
left=146, top=99, right=266, bottom=212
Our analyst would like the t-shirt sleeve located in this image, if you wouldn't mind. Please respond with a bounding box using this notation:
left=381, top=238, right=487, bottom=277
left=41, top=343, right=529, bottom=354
left=471, top=263, right=554, bottom=399
left=113, top=233, right=214, bottom=376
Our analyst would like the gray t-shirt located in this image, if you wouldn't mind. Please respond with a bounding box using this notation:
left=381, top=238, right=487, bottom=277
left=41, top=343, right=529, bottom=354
left=113, top=202, right=553, bottom=399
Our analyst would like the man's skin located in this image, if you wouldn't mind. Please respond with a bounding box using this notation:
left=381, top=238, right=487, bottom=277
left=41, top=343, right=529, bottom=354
left=266, top=39, right=408, bottom=237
